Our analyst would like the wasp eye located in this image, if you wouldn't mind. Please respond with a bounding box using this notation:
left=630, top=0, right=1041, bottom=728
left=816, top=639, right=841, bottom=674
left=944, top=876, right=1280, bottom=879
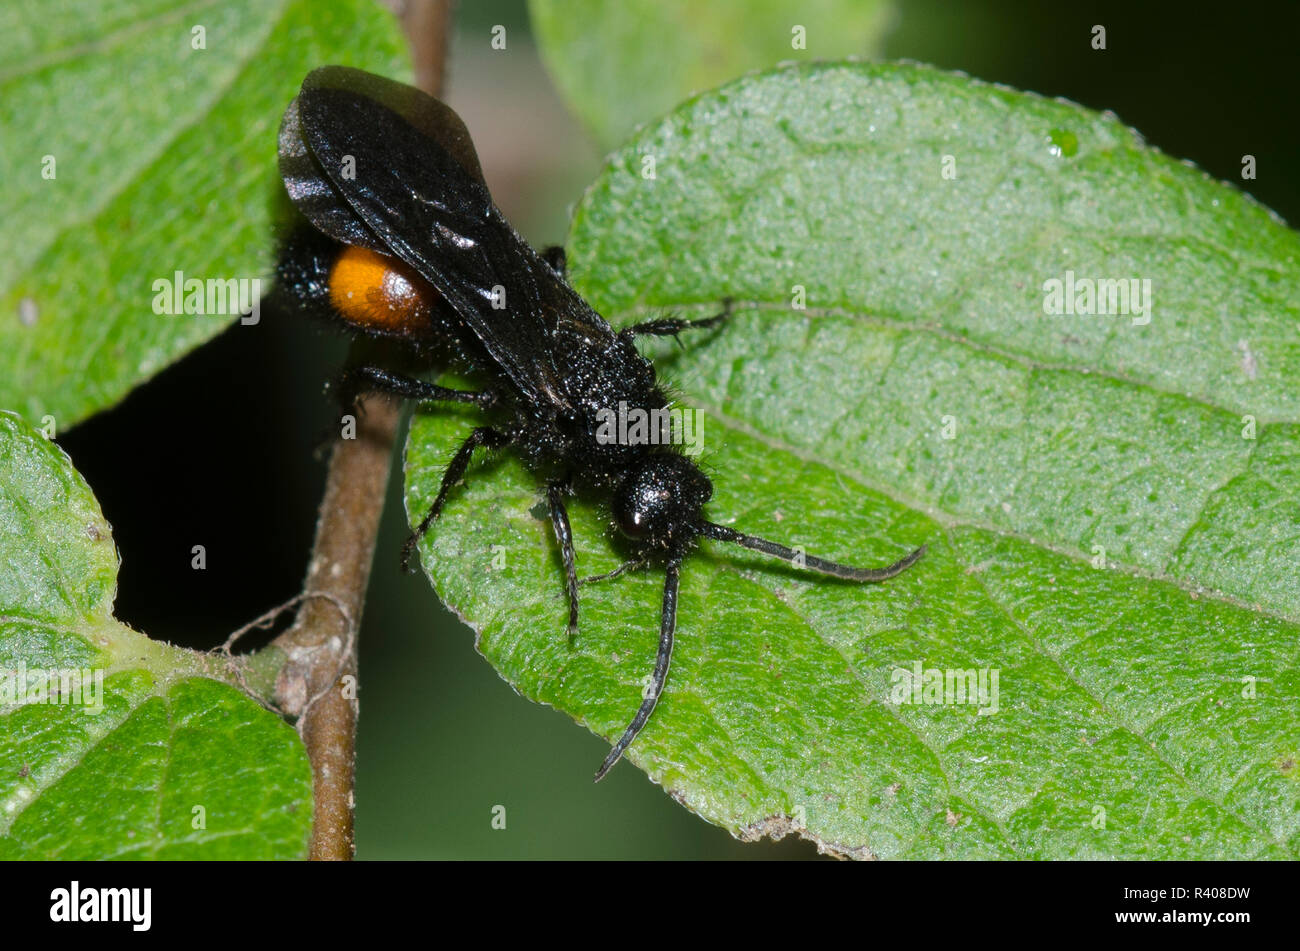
left=613, top=484, right=665, bottom=538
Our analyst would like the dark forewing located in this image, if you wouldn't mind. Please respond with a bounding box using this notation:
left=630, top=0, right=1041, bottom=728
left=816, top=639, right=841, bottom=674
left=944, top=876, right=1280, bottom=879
left=280, top=95, right=388, bottom=254
left=287, top=66, right=614, bottom=412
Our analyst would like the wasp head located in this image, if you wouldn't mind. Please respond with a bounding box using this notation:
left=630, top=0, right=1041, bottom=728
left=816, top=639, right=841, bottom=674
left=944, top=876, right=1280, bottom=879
left=612, top=453, right=712, bottom=550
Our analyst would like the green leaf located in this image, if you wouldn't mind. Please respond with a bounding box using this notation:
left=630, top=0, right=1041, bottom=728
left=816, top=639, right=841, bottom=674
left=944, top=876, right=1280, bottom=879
left=0, top=412, right=310, bottom=858
left=0, top=0, right=408, bottom=427
left=529, top=0, right=893, bottom=151
left=406, top=62, right=1300, bottom=859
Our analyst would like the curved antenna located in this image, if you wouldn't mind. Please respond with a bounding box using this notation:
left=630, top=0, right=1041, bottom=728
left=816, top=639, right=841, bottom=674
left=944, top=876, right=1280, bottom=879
left=594, top=557, right=682, bottom=782
left=699, top=522, right=925, bottom=581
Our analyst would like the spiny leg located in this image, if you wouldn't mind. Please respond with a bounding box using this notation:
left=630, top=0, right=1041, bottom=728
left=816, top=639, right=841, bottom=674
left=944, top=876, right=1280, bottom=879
left=546, top=481, right=580, bottom=639
left=580, top=556, right=648, bottom=585
left=699, top=521, right=925, bottom=581
left=316, top=366, right=488, bottom=456
left=594, top=556, right=682, bottom=782
left=620, top=297, right=732, bottom=341
left=333, top=365, right=494, bottom=412
left=401, top=426, right=509, bottom=572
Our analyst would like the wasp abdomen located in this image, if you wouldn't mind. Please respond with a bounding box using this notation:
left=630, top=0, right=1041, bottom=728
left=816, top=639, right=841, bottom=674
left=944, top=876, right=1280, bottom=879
left=328, top=246, right=438, bottom=337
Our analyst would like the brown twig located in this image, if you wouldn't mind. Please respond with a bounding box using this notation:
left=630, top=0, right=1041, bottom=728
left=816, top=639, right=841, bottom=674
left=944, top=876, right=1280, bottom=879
left=270, top=0, right=452, bottom=862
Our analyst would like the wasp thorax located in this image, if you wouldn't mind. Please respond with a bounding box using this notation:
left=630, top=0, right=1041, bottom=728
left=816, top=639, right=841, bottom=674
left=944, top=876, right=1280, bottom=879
left=613, top=454, right=713, bottom=544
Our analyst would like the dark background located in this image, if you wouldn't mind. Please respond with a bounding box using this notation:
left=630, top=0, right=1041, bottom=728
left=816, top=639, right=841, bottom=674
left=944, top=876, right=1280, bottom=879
left=57, top=0, right=1300, bottom=858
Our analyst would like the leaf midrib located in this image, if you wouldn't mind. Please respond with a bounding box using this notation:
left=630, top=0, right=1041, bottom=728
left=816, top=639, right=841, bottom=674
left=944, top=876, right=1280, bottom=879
left=691, top=386, right=1295, bottom=627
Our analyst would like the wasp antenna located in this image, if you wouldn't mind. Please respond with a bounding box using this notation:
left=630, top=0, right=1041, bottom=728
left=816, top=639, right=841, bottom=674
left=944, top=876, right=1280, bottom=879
left=594, top=558, right=683, bottom=782
left=699, top=522, right=925, bottom=582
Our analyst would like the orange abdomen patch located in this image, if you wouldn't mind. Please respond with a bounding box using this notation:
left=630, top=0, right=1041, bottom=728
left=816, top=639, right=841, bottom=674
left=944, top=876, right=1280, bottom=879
left=328, top=246, right=437, bottom=336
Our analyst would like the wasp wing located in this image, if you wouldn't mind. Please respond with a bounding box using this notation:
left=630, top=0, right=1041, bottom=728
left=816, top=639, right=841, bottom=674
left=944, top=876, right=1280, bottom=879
left=280, top=95, right=385, bottom=255
left=284, top=66, right=608, bottom=413
left=280, top=66, right=487, bottom=254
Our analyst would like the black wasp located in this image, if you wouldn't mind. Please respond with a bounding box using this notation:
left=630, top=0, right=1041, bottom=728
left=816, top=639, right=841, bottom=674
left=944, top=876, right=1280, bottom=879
left=275, top=67, right=925, bottom=780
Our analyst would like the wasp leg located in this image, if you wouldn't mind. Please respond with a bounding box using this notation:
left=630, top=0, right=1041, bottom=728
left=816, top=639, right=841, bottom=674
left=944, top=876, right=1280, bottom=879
left=546, top=481, right=580, bottom=639
left=333, top=365, right=494, bottom=412
left=402, top=426, right=509, bottom=572
left=580, top=557, right=648, bottom=584
left=594, top=555, right=683, bottom=781
left=620, top=298, right=732, bottom=341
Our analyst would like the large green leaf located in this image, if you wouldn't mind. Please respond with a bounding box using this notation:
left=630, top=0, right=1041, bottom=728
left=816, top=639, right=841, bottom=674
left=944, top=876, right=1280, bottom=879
left=0, top=412, right=310, bottom=858
left=0, top=0, right=408, bottom=427
left=529, top=0, right=893, bottom=150
left=405, top=62, right=1300, bottom=859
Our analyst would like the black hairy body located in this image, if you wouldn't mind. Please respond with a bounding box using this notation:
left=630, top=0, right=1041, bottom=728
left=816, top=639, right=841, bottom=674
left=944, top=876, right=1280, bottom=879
left=276, top=66, right=924, bottom=780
